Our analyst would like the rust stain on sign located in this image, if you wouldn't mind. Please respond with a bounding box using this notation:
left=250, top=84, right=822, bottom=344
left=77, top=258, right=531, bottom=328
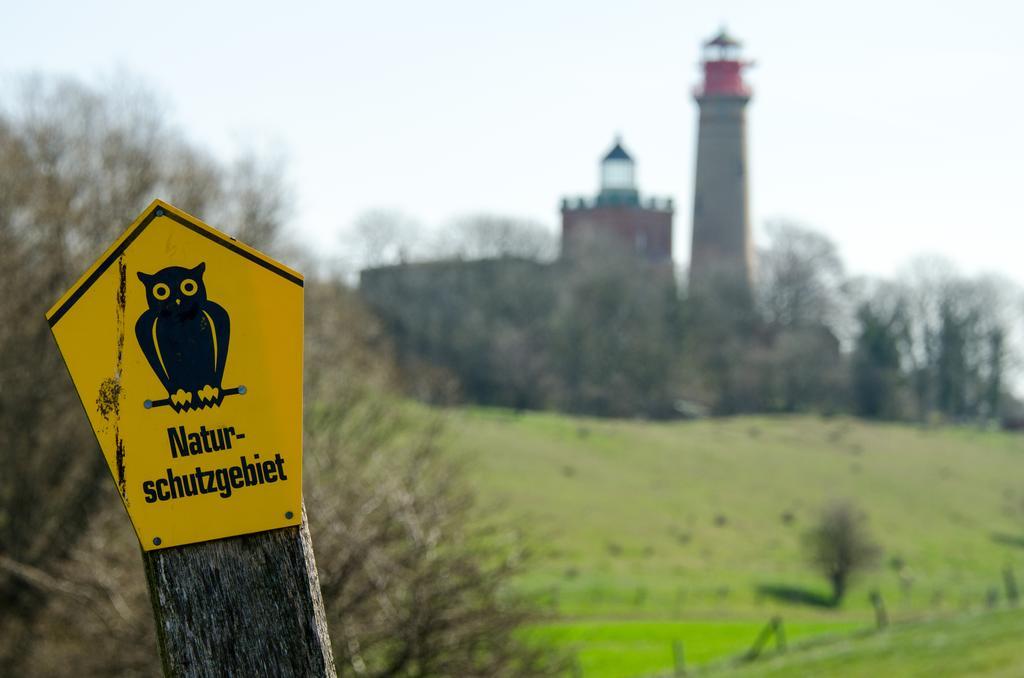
left=101, top=256, right=130, bottom=501
left=97, top=377, right=121, bottom=419
left=116, top=256, right=127, bottom=365
left=114, top=434, right=127, bottom=500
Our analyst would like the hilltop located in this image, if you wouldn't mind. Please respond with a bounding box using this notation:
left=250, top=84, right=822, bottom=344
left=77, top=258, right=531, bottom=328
left=440, top=410, right=1024, bottom=675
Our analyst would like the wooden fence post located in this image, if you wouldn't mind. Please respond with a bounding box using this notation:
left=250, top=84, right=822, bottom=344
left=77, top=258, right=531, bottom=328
left=744, top=618, right=777, bottom=661
left=672, top=638, right=686, bottom=676
left=1003, top=566, right=1019, bottom=607
left=773, top=616, right=786, bottom=652
left=144, top=508, right=336, bottom=677
left=985, top=586, right=1000, bottom=609
left=869, top=590, right=889, bottom=629
left=572, top=652, right=583, bottom=678
left=744, top=616, right=787, bottom=662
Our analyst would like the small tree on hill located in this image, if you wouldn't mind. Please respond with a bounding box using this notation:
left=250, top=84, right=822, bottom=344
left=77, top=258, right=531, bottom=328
left=804, top=501, right=881, bottom=604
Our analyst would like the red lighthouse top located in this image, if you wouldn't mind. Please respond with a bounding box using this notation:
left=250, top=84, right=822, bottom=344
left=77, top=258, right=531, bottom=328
left=696, top=28, right=751, bottom=98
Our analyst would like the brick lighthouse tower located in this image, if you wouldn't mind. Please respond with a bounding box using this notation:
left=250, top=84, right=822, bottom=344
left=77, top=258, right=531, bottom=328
left=689, top=29, right=754, bottom=297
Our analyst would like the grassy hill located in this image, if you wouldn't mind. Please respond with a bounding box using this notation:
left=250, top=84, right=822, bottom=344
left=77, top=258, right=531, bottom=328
left=439, top=409, right=1024, bottom=676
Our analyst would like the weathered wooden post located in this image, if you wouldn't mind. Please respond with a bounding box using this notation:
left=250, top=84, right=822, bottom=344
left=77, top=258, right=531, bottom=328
left=744, top=618, right=776, bottom=661
left=671, top=638, right=686, bottom=676
left=571, top=652, right=584, bottom=678
left=144, top=511, right=334, bottom=675
left=47, top=200, right=336, bottom=676
left=985, top=586, right=1000, bottom=609
left=743, top=615, right=786, bottom=662
left=772, top=616, right=786, bottom=652
left=869, top=589, right=889, bottom=629
left=1003, top=565, right=1019, bottom=607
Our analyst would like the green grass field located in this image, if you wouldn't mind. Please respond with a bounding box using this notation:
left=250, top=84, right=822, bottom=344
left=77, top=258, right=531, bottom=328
left=439, top=409, right=1024, bottom=676
left=527, top=618, right=865, bottom=677
left=716, top=608, right=1024, bottom=677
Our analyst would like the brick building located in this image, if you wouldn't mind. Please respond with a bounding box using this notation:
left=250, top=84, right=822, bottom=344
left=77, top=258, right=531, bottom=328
left=560, top=138, right=674, bottom=264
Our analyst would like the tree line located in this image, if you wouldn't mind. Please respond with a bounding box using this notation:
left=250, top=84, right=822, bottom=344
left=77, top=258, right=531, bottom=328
left=355, top=216, right=1022, bottom=425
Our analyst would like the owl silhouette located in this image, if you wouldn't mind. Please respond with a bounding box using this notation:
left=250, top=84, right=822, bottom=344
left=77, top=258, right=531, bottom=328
left=135, top=263, right=230, bottom=412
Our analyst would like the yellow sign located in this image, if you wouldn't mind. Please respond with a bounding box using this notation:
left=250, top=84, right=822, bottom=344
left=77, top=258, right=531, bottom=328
left=46, top=200, right=303, bottom=550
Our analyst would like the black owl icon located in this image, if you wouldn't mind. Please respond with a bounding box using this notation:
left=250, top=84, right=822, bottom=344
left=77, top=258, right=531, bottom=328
left=135, top=262, right=237, bottom=412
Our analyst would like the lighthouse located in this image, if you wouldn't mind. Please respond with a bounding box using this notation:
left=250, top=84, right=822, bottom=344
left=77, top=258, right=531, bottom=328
left=689, top=29, right=754, bottom=298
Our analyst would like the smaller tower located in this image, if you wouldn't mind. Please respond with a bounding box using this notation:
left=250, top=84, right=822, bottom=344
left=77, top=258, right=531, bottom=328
left=561, top=138, right=674, bottom=263
left=689, top=28, right=754, bottom=297
left=599, top=140, right=638, bottom=200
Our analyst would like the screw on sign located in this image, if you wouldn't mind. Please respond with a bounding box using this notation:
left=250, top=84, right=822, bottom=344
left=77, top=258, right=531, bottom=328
left=46, top=200, right=336, bottom=677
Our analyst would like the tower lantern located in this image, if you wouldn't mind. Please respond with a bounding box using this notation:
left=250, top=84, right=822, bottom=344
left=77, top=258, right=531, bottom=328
left=689, top=28, right=755, bottom=297
left=600, top=137, right=637, bottom=193
left=698, top=29, right=751, bottom=97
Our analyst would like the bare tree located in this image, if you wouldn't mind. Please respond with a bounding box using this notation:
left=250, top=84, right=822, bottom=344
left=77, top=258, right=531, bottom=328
left=210, top=149, right=293, bottom=253
left=346, top=209, right=424, bottom=270
left=757, top=220, right=846, bottom=332
left=0, top=77, right=168, bottom=673
left=304, top=278, right=561, bottom=677
left=432, top=214, right=557, bottom=262
left=894, top=258, right=1020, bottom=423
left=804, top=501, right=881, bottom=604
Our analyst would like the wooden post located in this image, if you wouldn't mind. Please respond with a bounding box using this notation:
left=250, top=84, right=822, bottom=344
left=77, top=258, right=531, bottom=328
left=1003, top=566, right=1019, bottom=606
left=744, top=618, right=776, bottom=661
left=773, top=616, right=786, bottom=652
left=144, top=509, right=336, bottom=677
left=571, top=652, right=584, bottom=678
left=672, top=639, right=686, bottom=676
left=869, top=590, right=888, bottom=629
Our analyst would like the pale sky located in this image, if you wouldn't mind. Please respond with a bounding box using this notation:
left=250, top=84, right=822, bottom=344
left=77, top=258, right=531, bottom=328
left=4, top=1, right=1023, bottom=283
